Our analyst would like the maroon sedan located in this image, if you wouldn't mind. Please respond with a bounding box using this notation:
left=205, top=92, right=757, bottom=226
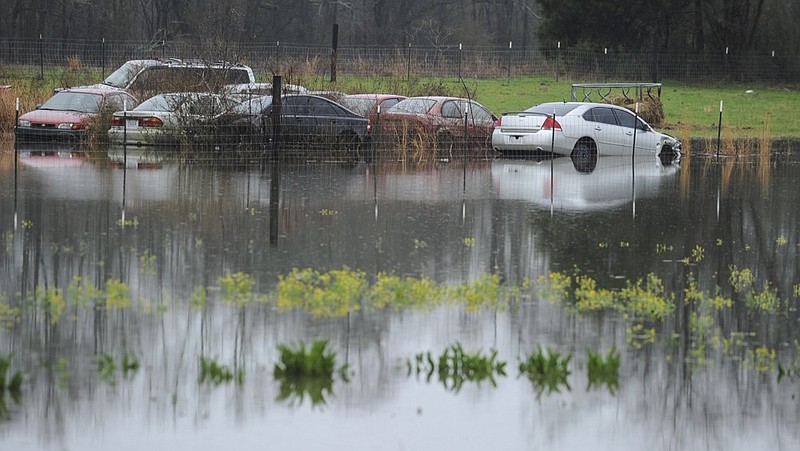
left=378, top=96, right=497, bottom=154
left=339, top=93, right=407, bottom=123
left=15, top=88, right=137, bottom=142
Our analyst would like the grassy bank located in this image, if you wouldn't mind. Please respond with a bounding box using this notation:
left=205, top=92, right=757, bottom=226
left=2, top=65, right=799, bottom=139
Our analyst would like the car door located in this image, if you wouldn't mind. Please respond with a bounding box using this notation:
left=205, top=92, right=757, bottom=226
left=612, top=108, right=659, bottom=155
left=585, top=106, right=627, bottom=155
left=306, top=97, right=339, bottom=140
left=280, top=96, right=311, bottom=143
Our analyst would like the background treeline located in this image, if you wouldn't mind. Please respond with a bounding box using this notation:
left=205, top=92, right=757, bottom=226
left=2, top=0, right=797, bottom=58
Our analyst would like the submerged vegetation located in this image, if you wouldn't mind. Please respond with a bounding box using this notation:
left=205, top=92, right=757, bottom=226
left=273, top=340, right=347, bottom=406
left=407, top=343, right=507, bottom=393
left=518, top=347, right=572, bottom=397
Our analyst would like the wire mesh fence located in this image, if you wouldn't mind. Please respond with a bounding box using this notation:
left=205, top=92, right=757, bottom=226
left=1, top=38, right=797, bottom=84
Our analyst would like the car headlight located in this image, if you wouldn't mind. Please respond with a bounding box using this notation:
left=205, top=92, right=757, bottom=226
left=57, top=123, right=82, bottom=130
left=18, top=120, right=30, bottom=127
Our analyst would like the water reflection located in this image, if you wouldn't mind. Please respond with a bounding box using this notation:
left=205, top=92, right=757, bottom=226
left=0, top=140, right=798, bottom=451
left=492, top=154, right=680, bottom=213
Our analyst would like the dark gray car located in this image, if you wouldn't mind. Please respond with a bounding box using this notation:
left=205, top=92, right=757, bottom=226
left=219, top=94, right=369, bottom=150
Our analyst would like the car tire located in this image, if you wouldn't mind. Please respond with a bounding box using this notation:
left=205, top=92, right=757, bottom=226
left=570, top=139, right=598, bottom=173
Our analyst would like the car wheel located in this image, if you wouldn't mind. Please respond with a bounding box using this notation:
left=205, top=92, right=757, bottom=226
left=570, top=139, right=598, bottom=173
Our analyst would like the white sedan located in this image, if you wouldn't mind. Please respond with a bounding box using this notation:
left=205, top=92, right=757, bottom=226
left=492, top=102, right=681, bottom=159
left=108, top=92, right=239, bottom=146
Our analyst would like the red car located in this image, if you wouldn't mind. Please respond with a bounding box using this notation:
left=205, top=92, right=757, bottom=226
left=378, top=96, right=497, bottom=153
left=339, top=93, right=407, bottom=124
left=15, top=88, right=137, bottom=142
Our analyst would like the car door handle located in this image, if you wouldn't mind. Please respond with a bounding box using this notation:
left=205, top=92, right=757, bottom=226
left=594, top=126, right=602, bottom=131
left=625, top=131, right=633, bottom=136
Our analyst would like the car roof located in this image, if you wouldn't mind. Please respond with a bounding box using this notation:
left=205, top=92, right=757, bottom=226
left=57, top=87, right=132, bottom=96
left=343, top=94, right=406, bottom=99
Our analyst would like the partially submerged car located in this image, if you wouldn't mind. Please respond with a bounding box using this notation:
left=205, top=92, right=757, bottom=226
left=339, top=94, right=407, bottom=123
left=65, top=59, right=257, bottom=99
left=379, top=96, right=497, bottom=154
left=211, top=93, right=369, bottom=149
left=107, top=92, right=239, bottom=146
left=15, top=88, right=137, bottom=142
left=492, top=102, right=681, bottom=159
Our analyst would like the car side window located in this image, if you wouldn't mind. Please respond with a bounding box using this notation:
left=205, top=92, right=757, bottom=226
left=469, top=103, right=492, bottom=122
left=308, top=98, right=337, bottom=116
left=441, top=101, right=462, bottom=118
left=283, top=97, right=308, bottom=115
left=613, top=108, right=637, bottom=129
left=380, top=98, right=400, bottom=111
left=589, top=107, right=617, bottom=125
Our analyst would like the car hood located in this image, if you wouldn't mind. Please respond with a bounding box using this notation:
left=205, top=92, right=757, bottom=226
left=20, top=109, right=92, bottom=124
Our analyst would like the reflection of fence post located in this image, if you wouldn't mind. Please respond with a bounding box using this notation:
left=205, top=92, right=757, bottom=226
left=160, top=40, right=165, bottom=59
left=716, top=100, right=723, bottom=158
left=373, top=105, right=380, bottom=162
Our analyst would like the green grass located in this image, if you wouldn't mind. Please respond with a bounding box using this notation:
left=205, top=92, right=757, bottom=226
left=3, top=65, right=800, bottom=138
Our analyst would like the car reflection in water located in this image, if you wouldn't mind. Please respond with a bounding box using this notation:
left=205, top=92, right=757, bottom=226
left=491, top=153, right=681, bottom=212
left=16, top=142, right=89, bottom=168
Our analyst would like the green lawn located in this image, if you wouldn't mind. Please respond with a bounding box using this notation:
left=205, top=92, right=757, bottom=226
left=4, top=68, right=800, bottom=139
left=326, top=76, right=800, bottom=138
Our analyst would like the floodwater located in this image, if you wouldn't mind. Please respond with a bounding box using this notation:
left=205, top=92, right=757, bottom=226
left=0, top=141, right=798, bottom=451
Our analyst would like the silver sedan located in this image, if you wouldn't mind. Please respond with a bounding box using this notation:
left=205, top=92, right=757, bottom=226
left=492, top=102, right=681, bottom=159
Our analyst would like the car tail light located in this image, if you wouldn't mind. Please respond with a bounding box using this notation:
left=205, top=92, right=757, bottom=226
left=140, top=117, right=163, bottom=127
left=494, top=116, right=502, bottom=128
left=111, top=116, right=125, bottom=127
left=542, top=116, right=561, bottom=130
left=366, top=118, right=371, bottom=134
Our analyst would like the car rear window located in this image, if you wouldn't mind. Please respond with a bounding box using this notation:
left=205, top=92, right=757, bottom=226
left=390, top=98, right=436, bottom=114
left=339, top=98, right=374, bottom=116
left=525, top=103, right=580, bottom=116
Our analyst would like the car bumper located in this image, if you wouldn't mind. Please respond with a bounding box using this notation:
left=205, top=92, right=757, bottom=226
left=14, top=126, right=84, bottom=143
left=492, top=130, right=571, bottom=156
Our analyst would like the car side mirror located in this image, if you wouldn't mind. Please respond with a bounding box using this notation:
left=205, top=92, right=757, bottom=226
left=35, top=104, right=43, bottom=109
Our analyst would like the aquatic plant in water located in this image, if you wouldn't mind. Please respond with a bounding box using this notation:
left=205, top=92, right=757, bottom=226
left=276, top=268, right=366, bottom=317
left=518, top=347, right=572, bottom=397
left=35, top=287, right=65, bottom=325
left=369, top=272, right=444, bottom=310
left=219, top=272, right=263, bottom=307
left=586, top=348, right=621, bottom=394
left=744, top=282, right=780, bottom=314
left=744, top=346, right=777, bottom=373
left=96, top=352, right=141, bottom=385
left=536, top=271, right=572, bottom=304
left=0, top=302, right=20, bottom=329
left=198, top=356, right=244, bottom=385
left=407, top=343, right=507, bottom=393
left=273, top=340, right=346, bottom=406
left=0, top=354, right=23, bottom=420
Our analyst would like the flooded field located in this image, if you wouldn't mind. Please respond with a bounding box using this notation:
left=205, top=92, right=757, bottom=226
left=0, top=141, right=798, bottom=451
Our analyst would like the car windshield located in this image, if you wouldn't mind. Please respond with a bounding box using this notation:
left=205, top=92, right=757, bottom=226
left=103, top=61, right=153, bottom=89
left=389, top=98, right=436, bottom=114
left=339, top=98, right=375, bottom=116
left=40, top=92, right=103, bottom=113
left=234, top=96, right=273, bottom=114
left=526, top=103, right=581, bottom=116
